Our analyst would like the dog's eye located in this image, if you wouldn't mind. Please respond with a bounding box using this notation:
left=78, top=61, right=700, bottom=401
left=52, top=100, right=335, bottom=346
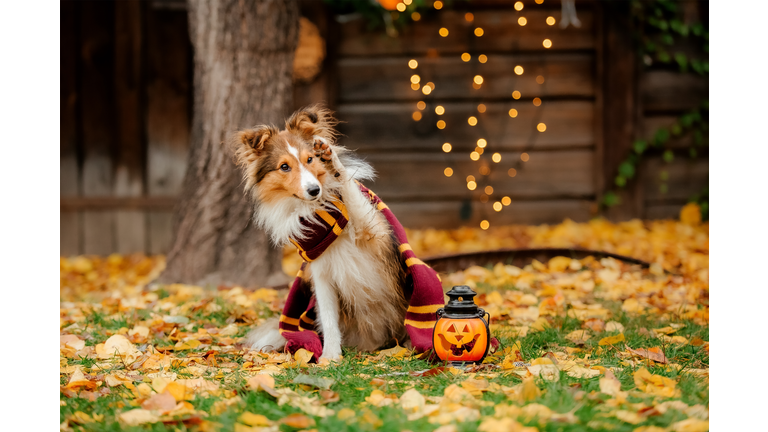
left=307, top=157, right=313, bottom=164
left=280, top=163, right=291, bottom=172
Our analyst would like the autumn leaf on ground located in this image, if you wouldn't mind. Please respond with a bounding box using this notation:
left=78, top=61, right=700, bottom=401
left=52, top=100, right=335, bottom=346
left=238, top=412, right=272, bottom=427
left=279, top=413, right=314, bottom=429
left=599, top=333, right=626, bottom=346
left=141, top=391, right=176, bottom=413
left=634, top=367, right=680, bottom=397
left=626, top=345, right=668, bottom=363
left=247, top=374, right=278, bottom=397
left=294, top=348, right=314, bottom=367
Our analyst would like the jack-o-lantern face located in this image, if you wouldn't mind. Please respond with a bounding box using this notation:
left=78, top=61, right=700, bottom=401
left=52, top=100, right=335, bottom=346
left=433, top=317, right=489, bottom=363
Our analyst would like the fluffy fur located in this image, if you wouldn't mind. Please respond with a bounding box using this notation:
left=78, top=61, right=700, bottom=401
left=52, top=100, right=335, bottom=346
left=232, top=104, right=408, bottom=361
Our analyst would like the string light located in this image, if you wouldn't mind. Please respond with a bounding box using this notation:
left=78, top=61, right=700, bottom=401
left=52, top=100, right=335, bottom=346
left=508, top=168, right=517, bottom=177
left=411, top=12, right=421, bottom=21
left=412, top=111, right=422, bottom=121
left=403, top=0, right=412, bottom=4
left=417, top=101, right=426, bottom=110
left=422, top=85, right=432, bottom=95
left=474, top=75, right=484, bottom=85
left=480, top=220, right=490, bottom=230
left=518, top=17, right=527, bottom=26
left=465, top=12, right=474, bottom=22
left=436, top=119, right=445, bottom=128
left=474, top=27, right=484, bottom=37
left=470, top=151, right=480, bottom=161
left=475, top=146, right=484, bottom=155
left=442, top=143, right=452, bottom=152
left=508, top=108, right=518, bottom=118
left=536, top=75, right=545, bottom=84
left=543, top=39, right=552, bottom=48
left=533, top=97, right=542, bottom=106
left=468, top=116, right=478, bottom=126
left=411, top=83, right=420, bottom=91
left=514, top=1, right=524, bottom=11
left=484, top=185, right=494, bottom=195
left=536, top=0, right=544, bottom=4
left=461, top=53, right=471, bottom=62
left=472, top=82, right=482, bottom=90
left=477, top=138, right=487, bottom=148
left=439, top=27, right=449, bottom=37
left=493, top=202, right=503, bottom=212
left=467, top=180, right=477, bottom=190
left=521, top=152, right=530, bottom=162
left=546, top=16, right=556, bottom=25
left=466, top=175, right=475, bottom=182
left=411, top=74, right=421, bottom=84
left=444, top=167, right=453, bottom=177
left=514, top=65, right=524, bottom=75
left=502, top=196, right=511, bottom=206
left=435, top=105, right=445, bottom=115
left=478, top=54, right=488, bottom=63
left=396, top=2, right=406, bottom=12
left=479, top=195, right=489, bottom=203
left=492, top=152, right=501, bottom=163
left=477, top=104, right=486, bottom=113
left=537, top=122, right=547, bottom=132
left=408, top=59, right=418, bottom=69
left=479, top=165, right=490, bottom=175
left=512, top=90, right=521, bottom=99
left=434, top=0, right=443, bottom=10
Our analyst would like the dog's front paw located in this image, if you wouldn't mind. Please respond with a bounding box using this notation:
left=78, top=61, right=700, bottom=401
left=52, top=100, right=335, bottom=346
left=319, top=345, right=343, bottom=363
left=313, top=138, right=333, bottom=163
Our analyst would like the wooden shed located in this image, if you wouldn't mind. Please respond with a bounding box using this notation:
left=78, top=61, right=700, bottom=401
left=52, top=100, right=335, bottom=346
left=60, top=0, right=709, bottom=256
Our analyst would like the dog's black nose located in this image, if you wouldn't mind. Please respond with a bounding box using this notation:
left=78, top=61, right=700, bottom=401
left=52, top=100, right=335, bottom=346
left=307, top=185, right=320, bottom=197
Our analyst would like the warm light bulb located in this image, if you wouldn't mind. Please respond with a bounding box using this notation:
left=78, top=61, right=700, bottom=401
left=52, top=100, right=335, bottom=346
left=436, top=119, right=446, bottom=129
left=408, top=59, right=418, bottom=69
left=502, top=196, right=511, bottom=206
left=442, top=143, right=452, bottom=152
left=492, top=152, right=501, bottom=163
left=508, top=168, right=517, bottom=177
left=444, top=167, right=453, bottom=177
left=396, top=2, right=406, bottom=12
left=467, top=180, right=477, bottom=190
left=478, top=54, right=488, bottom=63
left=484, top=185, right=494, bottom=195
left=403, top=0, right=412, bottom=4
left=514, top=1, right=524, bottom=11
left=461, top=52, right=471, bottom=62
left=474, top=27, right=484, bottom=37
left=474, top=75, right=484, bottom=85
left=518, top=17, right=527, bottom=26
left=468, top=116, right=478, bottom=126
left=521, top=152, right=530, bottom=162
left=475, top=147, right=484, bottom=155
left=417, top=101, right=426, bottom=110
left=536, top=0, right=544, bottom=4
left=477, top=104, right=487, bottom=113
left=470, top=152, right=480, bottom=161
left=480, top=220, right=490, bottom=230
left=479, top=166, right=490, bottom=175
left=411, top=74, right=421, bottom=84
left=412, top=111, right=422, bottom=121
left=466, top=175, right=475, bottom=182
left=434, top=0, right=443, bottom=10
left=512, top=90, right=521, bottom=99
left=411, top=83, right=420, bottom=91
left=537, top=122, right=546, bottom=132
left=422, top=85, right=432, bottom=95
left=435, top=105, right=445, bottom=115
left=465, top=12, right=474, bottom=22
left=477, top=138, right=487, bottom=148
left=546, top=16, right=555, bottom=26
left=493, top=202, right=503, bottom=212
left=439, top=27, right=449, bottom=37
left=514, top=65, right=524, bottom=75
left=536, top=75, right=545, bottom=84
left=508, top=109, right=518, bottom=118
left=533, top=97, right=542, bottom=106
left=411, top=12, right=421, bottom=21
left=543, top=39, right=552, bottom=48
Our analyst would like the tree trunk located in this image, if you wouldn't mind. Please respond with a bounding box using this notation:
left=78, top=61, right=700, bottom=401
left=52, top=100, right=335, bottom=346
left=158, top=0, right=299, bottom=287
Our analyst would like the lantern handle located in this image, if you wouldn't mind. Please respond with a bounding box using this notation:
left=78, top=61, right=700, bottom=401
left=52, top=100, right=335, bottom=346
left=477, top=308, right=490, bottom=324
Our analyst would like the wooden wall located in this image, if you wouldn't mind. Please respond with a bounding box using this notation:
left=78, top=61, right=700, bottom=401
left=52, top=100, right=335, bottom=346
left=60, top=0, right=709, bottom=256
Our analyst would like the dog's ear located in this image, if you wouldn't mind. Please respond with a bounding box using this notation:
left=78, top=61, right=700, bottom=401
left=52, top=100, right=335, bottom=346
left=286, top=104, right=338, bottom=142
left=230, top=125, right=276, bottom=171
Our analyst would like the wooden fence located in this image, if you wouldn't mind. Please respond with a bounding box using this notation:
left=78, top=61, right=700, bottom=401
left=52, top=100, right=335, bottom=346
left=60, top=0, right=709, bottom=256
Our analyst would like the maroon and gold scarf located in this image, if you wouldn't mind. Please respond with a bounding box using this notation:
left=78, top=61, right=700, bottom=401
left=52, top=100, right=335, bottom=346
left=278, top=182, right=445, bottom=359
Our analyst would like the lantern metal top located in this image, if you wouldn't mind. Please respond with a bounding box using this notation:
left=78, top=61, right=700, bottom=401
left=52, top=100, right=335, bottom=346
left=442, top=285, right=481, bottom=317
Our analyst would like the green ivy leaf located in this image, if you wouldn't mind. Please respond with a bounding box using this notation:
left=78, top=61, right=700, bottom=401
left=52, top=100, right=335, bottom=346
left=691, top=23, right=704, bottom=36
left=694, top=130, right=703, bottom=146
left=633, top=140, right=648, bottom=154
left=671, top=124, right=682, bottom=136
left=674, top=53, right=688, bottom=72
left=618, top=161, right=636, bottom=179
left=657, top=51, right=670, bottom=63
left=662, top=33, right=674, bottom=45
left=663, top=149, right=675, bottom=163
left=615, top=175, right=627, bottom=187
left=603, top=192, right=620, bottom=207
left=659, top=170, right=669, bottom=181
left=654, top=129, right=670, bottom=146
left=689, top=148, right=698, bottom=158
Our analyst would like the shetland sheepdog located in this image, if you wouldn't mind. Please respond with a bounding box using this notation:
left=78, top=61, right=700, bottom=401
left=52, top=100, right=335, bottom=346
left=231, top=104, right=409, bottom=361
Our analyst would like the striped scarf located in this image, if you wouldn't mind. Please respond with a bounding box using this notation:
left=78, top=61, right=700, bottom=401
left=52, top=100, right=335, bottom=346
left=278, top=182, right=445, bottom=359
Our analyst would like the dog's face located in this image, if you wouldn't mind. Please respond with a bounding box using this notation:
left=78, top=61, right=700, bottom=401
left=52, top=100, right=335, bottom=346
left=232, top=105, right=338, bottom=204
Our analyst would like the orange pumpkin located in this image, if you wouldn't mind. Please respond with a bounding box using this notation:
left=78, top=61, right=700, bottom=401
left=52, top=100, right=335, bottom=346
left=432, top=286, right=491, bottom=365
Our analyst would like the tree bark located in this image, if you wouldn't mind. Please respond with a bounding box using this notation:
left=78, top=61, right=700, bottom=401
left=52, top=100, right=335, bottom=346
left=158, top=0, right=299, bottom=287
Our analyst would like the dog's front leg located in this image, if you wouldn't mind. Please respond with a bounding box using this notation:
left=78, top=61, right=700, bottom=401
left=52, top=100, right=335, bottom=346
left=312, top=275, right=343, bottom=361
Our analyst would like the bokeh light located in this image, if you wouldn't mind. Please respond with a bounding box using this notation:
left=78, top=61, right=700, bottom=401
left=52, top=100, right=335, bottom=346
left=439, top=27, right=449, bottom=37
left=477, top=104, right=487, bottom=113
left=442, top=143, right=452, bottom=152
left=514, top=65, right=524, bottom=75
left=435, top=105, right=445, bottom=115
left=468, top=116, right=478, bottom=126
left=493, top=202, right=503, bottom=212
left=461, top=52, right=471, bottom=62
left=537, top=122, right=547, bottom=132
left=444, top=167, right=453, bottom=177
left=502, top=196, right=511, bottom=206
left=485, top=185, right=494, bottom=195
left=465, top=12, right=474, bottom=22
left=536, top=75, right=545, bottom=84
left=467, top=180, right=477, bottom=190
left=514, top=1, right=524, bottom=11
left=434, top=0, right=443, bottom=10
left=408, top=59, right=418, bottom=69
left=533, top=97, right=542, bottom=106
left=412, top=111, right=422, bottom=121
left=466, top=175, right=476, bottom=182
left=478, top=54, right=488, bottom=63
left=521, top=152, right=530, bottom=162
left=508, top=168, right=517, bottom=177
left=477, top=138, right=487, bottom=148
left=479, top=165, right=490, bottom=175
left=543, top=39, right=552, bottom=48
left=436, top=119, right=445, bottom=128
left=474, top=27, right=484, bottom=37
left=512, top=90, right=521, bottom=99
left=411, top=74, right=420, bottom=84
left=417, top=101, right=426, bottom=110
left=492, top=152, right=501, bottom=163
left=475, top=146, right=484, bottom=155
left=470, top=151, right=480, bottom=161
left=474, top=75, right=484, bottom=85
left=508, top=108, right=518, bottom=118
left=518, top=17, right=527, bottom=26
left=546, top=16, right=556, bottom=25
left=396, top=2, right=406, bottom=12
left=422, top=85, right=432, bottom=95
left=411, top=12, right=421, bottom=21
left=480, top=220, right=490, bottom=230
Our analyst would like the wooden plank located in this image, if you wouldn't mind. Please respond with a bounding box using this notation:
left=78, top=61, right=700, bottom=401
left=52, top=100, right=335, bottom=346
left=337, top=53, right=594, bottom=102
left=337, top=100, right=594, bottom=152
left=364, top=149, right=595, bottom=201
left=146, top=7, right=192, bottom=254
left=114, top=1, right=146, bottom=254
left=641, top=70, right=709, bottom=113
left=388, top=199, right=594, bottom=229
left=80, top=2, right=117, bottom=255
left=338, top=8, right=595, bottom=57
left=61, top=1, right=81, bottom=256
left=641, top=156, right=708, bottom=202
left=644, top=203, right=686, bottom=221
left=60, top=196, right=178, bottom=211
left=641, top=115, right=701, bottom=149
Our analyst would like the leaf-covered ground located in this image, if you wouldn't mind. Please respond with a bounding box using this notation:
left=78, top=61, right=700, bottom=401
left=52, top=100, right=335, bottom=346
left=60, top=213, right=709, bottom=432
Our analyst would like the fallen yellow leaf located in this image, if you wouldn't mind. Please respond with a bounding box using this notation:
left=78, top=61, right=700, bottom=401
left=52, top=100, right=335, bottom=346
left=599, top=333, right=626, bottom=346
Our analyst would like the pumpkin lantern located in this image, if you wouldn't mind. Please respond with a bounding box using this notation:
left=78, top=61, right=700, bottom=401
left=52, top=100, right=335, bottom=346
left=432, top=285, right=491, bottom=366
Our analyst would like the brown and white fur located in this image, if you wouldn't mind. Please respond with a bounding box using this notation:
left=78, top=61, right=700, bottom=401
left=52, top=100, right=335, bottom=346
left=231, top=105, right=409, bottom=361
